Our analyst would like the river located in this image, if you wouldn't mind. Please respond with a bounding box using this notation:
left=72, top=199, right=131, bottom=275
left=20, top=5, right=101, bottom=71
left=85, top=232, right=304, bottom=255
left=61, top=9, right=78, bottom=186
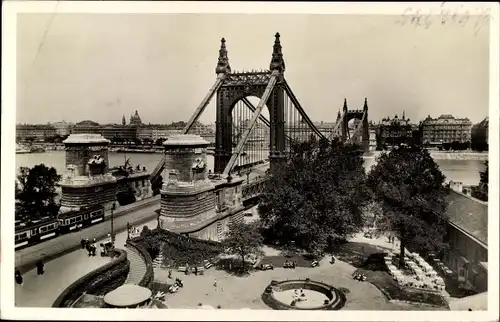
left=16, top=150, right=487, bottom=186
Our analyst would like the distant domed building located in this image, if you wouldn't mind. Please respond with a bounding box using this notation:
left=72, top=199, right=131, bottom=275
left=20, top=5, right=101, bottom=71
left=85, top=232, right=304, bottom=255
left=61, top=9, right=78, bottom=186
left=130, top=110, right=142, bottom=126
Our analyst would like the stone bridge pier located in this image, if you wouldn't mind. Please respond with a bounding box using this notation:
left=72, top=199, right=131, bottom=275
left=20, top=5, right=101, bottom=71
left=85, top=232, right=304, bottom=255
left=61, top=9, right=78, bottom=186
left=159, top=134, right=252, bottom=241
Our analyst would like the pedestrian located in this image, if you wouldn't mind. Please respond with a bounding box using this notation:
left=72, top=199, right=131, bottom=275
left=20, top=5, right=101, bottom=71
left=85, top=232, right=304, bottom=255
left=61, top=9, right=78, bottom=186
left=85, top=238, right=90, bottom=248
left=213, top=279, right=217, bottom=288
left=168, top=269, right=172, bottom=279
left=93, top=238, right=96, bottom=244
left=194, top=267, right=198, bottom=276
left=15, top=269, right=23, bottom=285
left=91, top=245, right=97, bottom=256
left=36, top=261, right=44, bottom=275
left=81, top=238, right=85, bottom=249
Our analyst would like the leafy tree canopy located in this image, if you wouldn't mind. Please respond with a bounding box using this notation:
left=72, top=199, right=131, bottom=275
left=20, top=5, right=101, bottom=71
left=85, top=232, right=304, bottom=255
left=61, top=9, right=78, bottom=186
left=258, top=137, right=370, bottom=255
left=366, top=144, right=449, bottom=265
left=480, top=160, right=488, bottom=187
left=222, top=221, right=264, bottom=270
left=472, top=160, right=489, bottom=202
left=15, top=164, right=61, bottom=222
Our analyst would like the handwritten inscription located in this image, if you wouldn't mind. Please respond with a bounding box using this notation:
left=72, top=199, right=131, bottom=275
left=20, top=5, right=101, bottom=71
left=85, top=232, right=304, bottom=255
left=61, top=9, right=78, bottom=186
left=396, top=3, right=491, bottom=35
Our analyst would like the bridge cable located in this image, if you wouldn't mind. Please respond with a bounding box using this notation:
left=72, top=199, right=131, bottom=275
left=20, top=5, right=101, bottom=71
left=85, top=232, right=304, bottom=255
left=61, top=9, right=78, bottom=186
left=183, top=74, right=225, bottom=134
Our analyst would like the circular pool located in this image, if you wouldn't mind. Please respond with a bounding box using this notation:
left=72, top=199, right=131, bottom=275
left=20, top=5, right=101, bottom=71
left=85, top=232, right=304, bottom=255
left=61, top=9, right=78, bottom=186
left=261, top=279, right=346, bottom=310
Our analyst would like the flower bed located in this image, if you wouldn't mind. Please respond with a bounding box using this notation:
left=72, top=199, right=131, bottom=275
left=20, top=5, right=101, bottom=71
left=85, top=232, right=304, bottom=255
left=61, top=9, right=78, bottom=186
left=140, top=227, right=224, bottom=268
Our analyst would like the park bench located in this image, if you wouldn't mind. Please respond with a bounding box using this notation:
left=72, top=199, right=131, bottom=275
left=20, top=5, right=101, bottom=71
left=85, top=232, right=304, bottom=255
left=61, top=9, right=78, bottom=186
left=178, top=266, right=187, bottom=272
left=204, top=261, right=213, bottom=269
left=311, top=260, right=319, bottom=267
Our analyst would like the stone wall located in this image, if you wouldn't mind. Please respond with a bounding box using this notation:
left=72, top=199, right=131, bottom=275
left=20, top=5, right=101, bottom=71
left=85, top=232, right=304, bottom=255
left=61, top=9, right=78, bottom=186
left=164, top=149, right=207, bottom=183
left=60, top=182, right=117, bottom=210
left=52, top=249, right=129, bottom=308
left=444, top=224, right=488, bottom=292
left=161, top=190, right=216, bottom=218
left=65, top=144, right=109, bottom=176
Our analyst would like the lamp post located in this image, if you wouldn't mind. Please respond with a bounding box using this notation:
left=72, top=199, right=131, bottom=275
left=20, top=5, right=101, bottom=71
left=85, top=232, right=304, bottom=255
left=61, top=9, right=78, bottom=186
left=126, top=222, right=131, bottom=241
left=111, top=202, right=116, bottom=246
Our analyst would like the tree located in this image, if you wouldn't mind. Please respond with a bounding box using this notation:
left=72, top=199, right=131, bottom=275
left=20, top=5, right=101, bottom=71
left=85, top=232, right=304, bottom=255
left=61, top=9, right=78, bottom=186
left=222, top=221, right=263, bottom=271
left=471, top=123, right=488, bottom=151
left=258, top=137, right=370, bottom=255
left=472, top=160, right=488, bottom=201
left=15, top=164, right=61, bottom=222
left=480, top=160, right=488, bottom=186
left=366, top=144, right=449, bottom=268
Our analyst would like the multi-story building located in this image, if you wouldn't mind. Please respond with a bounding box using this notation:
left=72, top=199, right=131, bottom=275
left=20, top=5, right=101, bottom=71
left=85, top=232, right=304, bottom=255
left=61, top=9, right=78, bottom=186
left=314, top=121, right=336, bottom=138
left=72, top=120, right=138, bottom=142
left=100, top=125, right=138, bottom=142
left=445, top=181, right=488, bottom=295
left=16, top=124, right=57, bottom=142
left=72, top=120, right=101, bottom=135
left=421, top=114, right=472, bottom=147
left=471, top=117, right=489, bottom=150
left=152, top=128, right=182, bottom=141
left=376, top=114, right=414, bottom=149
left=50, top=121, right=74, bottom=136
left=137, top=127, right=154, bottom=141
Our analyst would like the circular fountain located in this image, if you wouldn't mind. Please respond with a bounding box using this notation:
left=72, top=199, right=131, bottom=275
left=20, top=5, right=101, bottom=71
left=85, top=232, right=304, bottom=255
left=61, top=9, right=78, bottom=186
left=261, top=279, right=346, bottom=310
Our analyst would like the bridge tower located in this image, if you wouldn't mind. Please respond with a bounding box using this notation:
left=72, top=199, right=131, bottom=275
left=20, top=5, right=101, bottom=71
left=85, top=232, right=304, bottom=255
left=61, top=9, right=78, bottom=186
left=341, top=98, right=370, bottom=152
left=214, top=33, right=287, bottom=174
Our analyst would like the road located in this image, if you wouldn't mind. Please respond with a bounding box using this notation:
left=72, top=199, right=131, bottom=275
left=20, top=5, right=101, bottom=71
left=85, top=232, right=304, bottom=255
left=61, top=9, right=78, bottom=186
left=13, top=164, right=269, bottom=307
left=15, top=217, right=158, bottom=307
left=15, top=197, right=160, bottom=273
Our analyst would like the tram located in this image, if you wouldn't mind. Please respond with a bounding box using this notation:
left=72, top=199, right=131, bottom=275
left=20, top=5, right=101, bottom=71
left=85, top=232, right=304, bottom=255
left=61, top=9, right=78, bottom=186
left=14, top=205, right=106, bottom=250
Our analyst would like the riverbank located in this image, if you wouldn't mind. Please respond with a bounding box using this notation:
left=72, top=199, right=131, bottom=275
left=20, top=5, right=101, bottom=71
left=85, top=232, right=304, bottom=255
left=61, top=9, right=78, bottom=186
left=429, top=152, right=488, bottom=161
left=364, top=151, right=488, bottom=161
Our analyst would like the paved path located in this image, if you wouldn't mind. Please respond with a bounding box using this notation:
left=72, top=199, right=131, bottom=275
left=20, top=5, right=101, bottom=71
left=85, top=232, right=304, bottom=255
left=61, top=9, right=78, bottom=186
left=15, top=197, right=160, bottom=273
left=15, top=218, right=158, bottom=307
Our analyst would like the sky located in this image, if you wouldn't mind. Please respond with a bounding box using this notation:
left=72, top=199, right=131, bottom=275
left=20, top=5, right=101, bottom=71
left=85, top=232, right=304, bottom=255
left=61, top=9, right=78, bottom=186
left=16, top=13, right=490, bottom=125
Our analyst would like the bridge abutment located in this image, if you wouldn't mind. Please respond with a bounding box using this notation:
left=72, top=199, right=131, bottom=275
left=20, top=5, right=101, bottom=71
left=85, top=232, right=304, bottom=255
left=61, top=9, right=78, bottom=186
left=159, top=134, right=246, bottom=241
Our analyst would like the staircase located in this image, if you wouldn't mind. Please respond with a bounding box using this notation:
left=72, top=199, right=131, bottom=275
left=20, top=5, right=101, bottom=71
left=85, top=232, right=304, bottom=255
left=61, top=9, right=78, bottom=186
left=152, top=254, right=163, bottom=269
left=125, top=246, right=148, bottom=285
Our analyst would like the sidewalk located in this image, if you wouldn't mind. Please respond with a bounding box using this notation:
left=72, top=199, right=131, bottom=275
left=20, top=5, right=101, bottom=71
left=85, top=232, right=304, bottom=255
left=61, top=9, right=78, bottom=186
left=15, top=217, right=158, bottom=307
left=15, top=197, right=161, bottom=273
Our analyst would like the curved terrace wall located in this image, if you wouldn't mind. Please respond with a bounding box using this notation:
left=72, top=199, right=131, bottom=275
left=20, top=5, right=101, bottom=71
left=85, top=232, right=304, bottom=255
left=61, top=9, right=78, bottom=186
left=52, top=249, right=129, bottom=308
left=126, top=236, right=154, bottom=288
left=262, top=279, right=347, bottom=310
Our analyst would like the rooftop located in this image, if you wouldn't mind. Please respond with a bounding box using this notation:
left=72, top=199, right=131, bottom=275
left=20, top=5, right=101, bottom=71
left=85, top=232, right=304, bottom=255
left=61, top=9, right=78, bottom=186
left=446, top=189, right=488, bottom=245
left=422, top=114, right=472, bottom=125
left=63, top=134, right=110, bottom=144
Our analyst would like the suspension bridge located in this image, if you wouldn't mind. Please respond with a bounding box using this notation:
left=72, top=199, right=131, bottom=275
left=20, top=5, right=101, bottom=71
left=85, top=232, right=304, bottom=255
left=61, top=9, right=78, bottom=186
left=149, top=32, right=370, bottom=194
